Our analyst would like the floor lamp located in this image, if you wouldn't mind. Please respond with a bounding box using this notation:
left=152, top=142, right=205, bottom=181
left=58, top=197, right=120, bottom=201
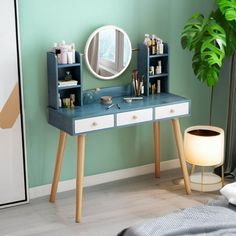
left=184, top=126, right=224, bottom=192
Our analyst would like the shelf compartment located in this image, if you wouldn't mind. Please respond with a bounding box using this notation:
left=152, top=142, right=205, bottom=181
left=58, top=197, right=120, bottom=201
left=57, top=63, right=81, bottom=68
left=58, top=85, right=81, bottom=90
left=149, top=53, right=168, bottom=58
left=149, top=73, right=168, bottom=79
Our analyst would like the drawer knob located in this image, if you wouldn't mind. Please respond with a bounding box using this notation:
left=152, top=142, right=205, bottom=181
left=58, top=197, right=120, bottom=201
left=92, top=122, right=98, bottom=127
left=170, top=109, right=175, bottom=113
left=132, top=115, right=138, bottom=120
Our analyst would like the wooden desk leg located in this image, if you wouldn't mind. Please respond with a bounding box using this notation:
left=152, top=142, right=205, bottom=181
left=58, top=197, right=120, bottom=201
left=76, top=134, right=86, bottom=223
left=153, top=121, right=160, bottom=178
left=171, top=118, right=191, bottom=194
left=50, top=131, right=67, bottom=202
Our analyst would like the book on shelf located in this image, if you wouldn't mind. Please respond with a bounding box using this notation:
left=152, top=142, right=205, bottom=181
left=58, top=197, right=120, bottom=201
left=58, top=80, right=78, bottom=87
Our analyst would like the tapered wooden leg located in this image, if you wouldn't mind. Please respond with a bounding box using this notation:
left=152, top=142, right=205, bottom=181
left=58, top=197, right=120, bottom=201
left=76, top=134, right=86, bottom=223
left=50, top=131, right=67, bottom=202
left=171, top=118, right=191, bottom=194
left=153, top=121, right=160, bottom=178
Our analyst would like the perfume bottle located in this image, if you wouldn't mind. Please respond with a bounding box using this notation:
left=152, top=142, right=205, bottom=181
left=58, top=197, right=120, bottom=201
left=155, top=61, right=162, bottom=74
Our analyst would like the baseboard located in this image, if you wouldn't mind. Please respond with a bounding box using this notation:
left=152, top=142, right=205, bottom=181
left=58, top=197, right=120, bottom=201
left=29, top=159, right=180, bottom=199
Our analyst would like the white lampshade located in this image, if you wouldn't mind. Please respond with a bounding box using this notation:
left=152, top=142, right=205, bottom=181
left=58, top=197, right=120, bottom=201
left=184, top=126, right=224, bottom=192
left=184, top=126, right=224, bottom=167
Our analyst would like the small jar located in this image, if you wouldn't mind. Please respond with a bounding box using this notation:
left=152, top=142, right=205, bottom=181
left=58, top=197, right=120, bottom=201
left=149, top=66, right=154, bottom=75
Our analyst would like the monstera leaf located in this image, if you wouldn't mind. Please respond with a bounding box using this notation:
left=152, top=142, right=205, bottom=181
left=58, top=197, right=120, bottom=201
left=181, top=0, right=236, bottom=87
left=216, top=0, right=236, bottom=55
left=213, top=6, right=236, bottom=56
left=201, top=20, right=226, bottom=67
left=181, top=14, right=226, bottom=86
left=216, top=0, right=236, bottom=21
left=181, top=13, right=206, bottom=50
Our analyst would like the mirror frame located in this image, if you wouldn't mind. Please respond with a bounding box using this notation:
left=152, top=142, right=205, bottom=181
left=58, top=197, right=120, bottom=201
left=84, top=25, right=132, bottom=80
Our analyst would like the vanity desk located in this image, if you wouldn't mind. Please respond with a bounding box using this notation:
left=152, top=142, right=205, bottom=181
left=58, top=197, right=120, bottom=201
left=47, top=25, right=191, bottom=223
left=48, top=91, right=191, bottom=223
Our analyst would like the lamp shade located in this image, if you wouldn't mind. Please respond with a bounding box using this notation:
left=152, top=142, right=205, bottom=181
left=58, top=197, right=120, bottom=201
left=184, top=126, right=224, bottom=166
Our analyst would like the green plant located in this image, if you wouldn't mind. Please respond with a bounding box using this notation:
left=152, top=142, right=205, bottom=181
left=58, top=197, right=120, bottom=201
left=181, top=0, right=236, bottom=87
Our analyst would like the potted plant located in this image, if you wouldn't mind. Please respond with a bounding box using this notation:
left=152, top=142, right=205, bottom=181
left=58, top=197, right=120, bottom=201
left=180, top=0, right=236, bottom=189
left=181, top=0, right=236, bottom=87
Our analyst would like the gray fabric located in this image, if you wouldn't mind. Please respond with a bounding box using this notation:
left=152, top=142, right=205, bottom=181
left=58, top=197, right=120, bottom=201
left=121, top=199, right=236, bottom=236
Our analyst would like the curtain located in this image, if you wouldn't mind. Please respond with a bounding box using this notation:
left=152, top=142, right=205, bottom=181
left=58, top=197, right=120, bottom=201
left=224, top=54, right=236, bottom=179
left=212, top=54, right=236, bottom=180
left=88, top=34, right=99, bottom=74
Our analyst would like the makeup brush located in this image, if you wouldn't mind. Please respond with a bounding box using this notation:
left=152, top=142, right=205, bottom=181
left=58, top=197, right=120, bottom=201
left=132, top=70, right=137, bottom=96
left=134, top=69, right=139, bottom=96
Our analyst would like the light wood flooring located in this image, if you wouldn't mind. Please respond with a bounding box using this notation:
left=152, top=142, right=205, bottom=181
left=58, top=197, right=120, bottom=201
left=0, top=168, right=221, bottom=236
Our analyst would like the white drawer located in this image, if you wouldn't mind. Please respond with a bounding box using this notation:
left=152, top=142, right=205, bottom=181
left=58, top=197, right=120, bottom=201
left=74, top=115, right=114, bottom=133
left=117, top=108, right=153, bottom=126
left=155, top=102, right=189, bottom=120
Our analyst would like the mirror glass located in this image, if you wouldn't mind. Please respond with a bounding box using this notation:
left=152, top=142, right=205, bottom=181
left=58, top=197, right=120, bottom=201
left=84, top=25, right=132, bottom=80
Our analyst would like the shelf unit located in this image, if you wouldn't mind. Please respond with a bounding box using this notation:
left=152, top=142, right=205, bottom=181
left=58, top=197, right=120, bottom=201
left=47, top=51, right=83, bottom=109
left=138, top=43, right=169, bottom=96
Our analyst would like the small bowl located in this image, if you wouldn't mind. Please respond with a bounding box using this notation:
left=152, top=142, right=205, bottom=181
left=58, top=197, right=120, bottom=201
left=100, top=96, right=112, bottom=105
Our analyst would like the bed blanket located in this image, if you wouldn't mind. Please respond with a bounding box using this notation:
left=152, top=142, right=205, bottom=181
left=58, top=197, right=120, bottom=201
left=119, top=202, right=236, bottom=236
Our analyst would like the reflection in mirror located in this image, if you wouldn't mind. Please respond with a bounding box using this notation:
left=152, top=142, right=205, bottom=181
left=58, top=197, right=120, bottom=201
left=85, top=25, right=132, bottom=80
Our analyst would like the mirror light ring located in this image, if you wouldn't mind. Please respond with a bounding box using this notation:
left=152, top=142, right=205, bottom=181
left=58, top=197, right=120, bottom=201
left=84, top=25, right=132, bottom=80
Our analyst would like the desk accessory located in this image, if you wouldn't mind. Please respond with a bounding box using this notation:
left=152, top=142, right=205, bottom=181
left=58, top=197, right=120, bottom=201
left=131, top=70, right=144, bottom=97
left=123, top=97, right=143, bottom=103
left=101, top=96, right=112, bottom=105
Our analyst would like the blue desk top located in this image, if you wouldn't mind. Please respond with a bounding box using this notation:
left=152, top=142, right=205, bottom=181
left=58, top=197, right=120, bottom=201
left=48, top=93, right=191, bottom=135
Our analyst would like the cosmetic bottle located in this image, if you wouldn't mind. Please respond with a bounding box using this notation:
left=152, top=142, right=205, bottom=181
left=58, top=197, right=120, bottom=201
left=53, top=43, right=61, bottom=63
left=151, top=34, right=156, bottom=55
left=159, top=40, right=164, bottom=54
left=157, top=80, right=161, bottom=93
left=60, top=40, right=68, bottom=64
left=144, top=34, right=151, bottom=46
left=67, top=51, right=73, bottom=64
left=71, top=43, right=76, bottom=63
left=155, top=61, right=162, bottom=74
left=149, top=66, right=154, bottom=75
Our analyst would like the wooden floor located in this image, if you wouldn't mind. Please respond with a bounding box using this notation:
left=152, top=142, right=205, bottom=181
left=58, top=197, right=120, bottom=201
left=0, top=168, right=221, bottom=236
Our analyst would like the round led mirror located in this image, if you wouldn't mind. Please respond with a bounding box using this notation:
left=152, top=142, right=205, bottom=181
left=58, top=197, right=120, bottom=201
left=84, top=25, right=132, bottom=80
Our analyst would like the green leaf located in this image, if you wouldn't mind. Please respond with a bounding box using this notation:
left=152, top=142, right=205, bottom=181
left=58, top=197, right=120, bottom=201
left=180, top=2, right=236, bottom=86
left=216, top=0, right=236, bottom=21
left=213, top=9, right=236, bottom=56
left=200, top=19, right=226, bottom=68
left=182, top=15, right=226, bottom=87
left=181, top=13, right=206, bottom=50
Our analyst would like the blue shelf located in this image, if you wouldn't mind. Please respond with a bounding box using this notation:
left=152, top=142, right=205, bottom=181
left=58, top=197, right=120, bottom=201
left=47, top=51, right=83, bottom=109
left=138, top=43, right=169, bottom=96
left=57, top=63, right=81, bottom=68
left=149, top=73, right=168, bottom=78
left=58, top=85, right=81, bottom=90
left=149, top=53, right=168, bottom=58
